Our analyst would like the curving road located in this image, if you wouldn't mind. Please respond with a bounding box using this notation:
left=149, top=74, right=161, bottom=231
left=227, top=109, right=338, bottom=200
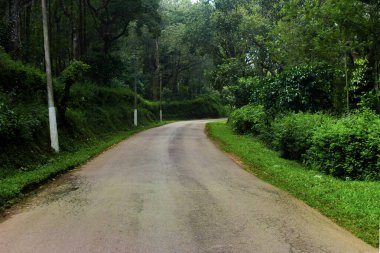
left=0, top=120, right=376, bottom=253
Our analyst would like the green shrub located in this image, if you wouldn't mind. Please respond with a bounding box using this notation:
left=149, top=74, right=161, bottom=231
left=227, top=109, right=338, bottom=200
left=0, top=91, right=46, bottom=142
left=275, top=64, right=335, bottom=112
left=271, top=112, right=333, bottom=161
left=222, top=76, right=265, bottom=108
left=224, top=64, right=339, bottom=118
left=306, top=110, right=380, bottom=181
left=0, top=49, right=45, bottom=98
left=229, top=105, right=267, bottom=135
left=163, top=94, right=225, bottom=119
left=69, top=84, right=158, bottom=133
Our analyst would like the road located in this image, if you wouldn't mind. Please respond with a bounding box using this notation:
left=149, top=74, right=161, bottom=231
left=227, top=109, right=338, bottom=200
left=0, top=120, right=376, bottom=253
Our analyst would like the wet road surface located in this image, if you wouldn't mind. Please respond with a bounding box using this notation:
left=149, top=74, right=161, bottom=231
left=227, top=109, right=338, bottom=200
left=0, top=120, right=376, bottom=253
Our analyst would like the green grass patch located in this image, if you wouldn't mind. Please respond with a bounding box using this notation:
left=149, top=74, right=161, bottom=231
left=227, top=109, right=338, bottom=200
left=206, top=122, right=380, bottom=247
left=0, top=121, right=170, bottom=209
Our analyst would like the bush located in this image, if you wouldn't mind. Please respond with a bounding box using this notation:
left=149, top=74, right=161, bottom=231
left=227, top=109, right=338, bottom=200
left=163, top=94, right=225, bottom=119
left=306, top=110, right=380, bottom=181
left=271, top=112, right=333, bottom=161
left=0, top=48, right=45, bottom=98
left=69, top=83, right=158, bottom=133
left=222, top=76, right=265, bottom=108
left=224, top=64, right=338, bottom=118
left=229, top=105, right=267, bottom=135
left=275, top=64, right=335, bottom=112
left=0, top=93, right=46, bottom=144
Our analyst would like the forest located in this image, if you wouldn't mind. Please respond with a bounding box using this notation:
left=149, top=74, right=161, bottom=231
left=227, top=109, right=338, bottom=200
left=2, top=0, right=378, bottom=106
left=0, top=0, right=379, bottom=188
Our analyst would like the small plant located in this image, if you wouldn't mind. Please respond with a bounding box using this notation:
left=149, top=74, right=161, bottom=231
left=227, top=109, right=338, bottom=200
left=59, top=60, right=90, bottom=121
left=351, top=58, right=379, bottom=111
left=60, top=60, right=90, bottom=86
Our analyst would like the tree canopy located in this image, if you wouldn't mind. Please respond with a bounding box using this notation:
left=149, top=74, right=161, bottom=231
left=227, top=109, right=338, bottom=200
left=0, top=0, right=378, bottom=111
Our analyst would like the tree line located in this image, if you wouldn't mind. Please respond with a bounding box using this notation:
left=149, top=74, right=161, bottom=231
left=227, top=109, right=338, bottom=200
left=0, top=0, right=379, bottom=111
left=0, top=0, right=160, bottom=89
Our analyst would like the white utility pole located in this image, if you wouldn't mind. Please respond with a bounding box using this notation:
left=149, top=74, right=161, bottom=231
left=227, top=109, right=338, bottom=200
left=156, top=38, right=163, bottom=122
left=134, top=73, right=138, bottom=127
left=41, top=0, right=59, bottom=152
left=345, top=55, right=349, bottom=112
left=159, top=72, right=163, bottom=122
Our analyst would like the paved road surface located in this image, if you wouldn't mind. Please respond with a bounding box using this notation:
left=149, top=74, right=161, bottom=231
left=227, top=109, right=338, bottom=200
left=0, top=121, right=376, bottom=253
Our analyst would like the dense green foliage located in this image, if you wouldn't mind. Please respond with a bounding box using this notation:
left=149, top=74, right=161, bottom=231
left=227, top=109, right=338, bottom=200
left=218, top=0, right=380, bottom=181
left=271, top=113, right=333, bottom=161
left=1, top=0, right=379, bottom=112
left=0, top=49, right=45, bottom=97
left=227, top=64, right=338, bottom=114
left=306, top=110, right=380, bottom=181
left=0, top=0, right=160, bottom=83
left=163, top=95, right=225, bottom=120
left=271, top=65, right=336, bottom=113
left=60, top=60, right=90, bottom=85
left=207, top=122, right=380, bottom=247
left=0, top=49, right=46, bottom=146
left=203, top=0, right=380, bottom=113
left=1, top=0, right=379, bottom=110
left=228, top=105, right=266, bottom=135
left=229, top=107, right=380, bottom=180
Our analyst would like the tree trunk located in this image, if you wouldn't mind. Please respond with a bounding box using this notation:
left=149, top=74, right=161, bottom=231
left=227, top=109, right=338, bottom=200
left=23, top=2, right=32, bottom=61
left=73, top=24, right=79, bottom=59
left=79, top=0, right=84, bottom=57
left=153, top=37, right=160, bottom=100
left=10, top=0, right=21, bottom=58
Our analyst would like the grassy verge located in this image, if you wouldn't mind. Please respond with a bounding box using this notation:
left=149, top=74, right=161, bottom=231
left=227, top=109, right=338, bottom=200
left=0, top=121, right=170, bottom=209
left=206, top=122, right=379, bottom=247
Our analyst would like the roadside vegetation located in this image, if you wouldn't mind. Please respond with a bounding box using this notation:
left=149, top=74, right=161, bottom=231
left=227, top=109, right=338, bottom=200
left=207, top=122, right=380, bottom=247
left=229, top=107, right=379, bottom=181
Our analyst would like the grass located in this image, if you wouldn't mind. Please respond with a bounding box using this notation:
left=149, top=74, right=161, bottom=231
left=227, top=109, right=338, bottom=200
left=0, top=121, right=170, bottom=209
left=206, top=121, right=380, bottom=247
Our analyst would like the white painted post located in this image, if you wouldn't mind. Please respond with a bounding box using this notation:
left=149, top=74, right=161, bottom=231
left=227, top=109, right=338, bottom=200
left=133, top=57, right=138, bottom=127
left=42, top=0, right=59, bottom=152
left=48, top=107, right=59, bottom=152
left=134, top=109, right=138, bottom=126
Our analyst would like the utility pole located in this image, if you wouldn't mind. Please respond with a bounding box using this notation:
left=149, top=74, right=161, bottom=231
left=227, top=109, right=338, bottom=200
left=156, top=38, right=163, bottom=122
left=132, top=54, right=138, bottom=127
left=345, top=54, right=349, bottom=112
left=159, top=71, right=163, bottom=122
left=41, top=0, right=59, bottom=152
left=134, top=64, right=138, bottom=127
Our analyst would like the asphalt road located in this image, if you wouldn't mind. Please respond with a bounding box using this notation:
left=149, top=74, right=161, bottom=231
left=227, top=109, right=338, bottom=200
left=0, top=120, right=376, bottom=253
